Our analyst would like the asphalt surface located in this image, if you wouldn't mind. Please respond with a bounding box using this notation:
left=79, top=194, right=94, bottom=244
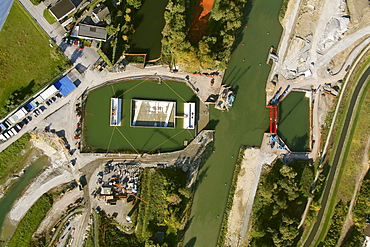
left=304, top=65, right=370, bottom=247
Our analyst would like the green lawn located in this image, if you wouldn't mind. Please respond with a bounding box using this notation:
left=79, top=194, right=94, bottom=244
left=0, top=1, right=69, bottom=117
left=43, top=8, right=57, bottom=24
left=7, top=194, right=53, bottom=247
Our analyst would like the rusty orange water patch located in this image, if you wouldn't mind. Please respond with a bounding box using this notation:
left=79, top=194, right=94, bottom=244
left=188, top=0, right=215, bottom=44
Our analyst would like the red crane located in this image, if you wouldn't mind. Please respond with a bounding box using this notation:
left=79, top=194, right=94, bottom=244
left=114, top=183, right=148, bottom=204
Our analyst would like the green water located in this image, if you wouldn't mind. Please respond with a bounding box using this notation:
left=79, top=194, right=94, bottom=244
left=182, top=0, right=284, bottom=246
left=83, top=80, right=196, bottom=153
left=130, top=0, right=168, bottom=60
left=0, top=156, right=49, bottom=241
left=278, top=91, right=310, bottom=151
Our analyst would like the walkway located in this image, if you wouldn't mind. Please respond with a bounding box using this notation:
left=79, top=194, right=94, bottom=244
left=304, top=66, right=370, bottom=246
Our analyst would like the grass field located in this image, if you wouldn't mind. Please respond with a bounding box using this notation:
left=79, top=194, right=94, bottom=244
left=315, top=60, right=370, bottom=244
left=0, top=1, right=69, bottom=117
left=0, top=134, right=31, bottom=185
left=7, top=193, right=53, bottom=247
left=43, top=8, right=56, bottom=24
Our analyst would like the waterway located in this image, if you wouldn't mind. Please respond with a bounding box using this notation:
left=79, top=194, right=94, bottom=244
left=182, top=0, right=284, bottom=245
left=130, top=0, right=168, bottom=60
left=278, top=91, right=310, bottom=151
left=83, top=79, right=196, bottom=153
left=0, top=155, right=49, bottom=243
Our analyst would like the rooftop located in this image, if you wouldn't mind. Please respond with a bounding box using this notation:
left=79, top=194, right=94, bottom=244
left=49, top=0, right=76, bottom=21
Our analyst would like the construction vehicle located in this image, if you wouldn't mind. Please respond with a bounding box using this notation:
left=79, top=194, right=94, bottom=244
left=114, top=183, right=148, bottom=204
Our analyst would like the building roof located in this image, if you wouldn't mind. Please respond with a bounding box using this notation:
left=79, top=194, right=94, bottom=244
left=73, top=24, right=107, bottom=41
left=92, top=5, right=110, bottom=23
left=54, top=76, right=76, bottom=97
left=49, top=0, right=76, bottom=20
left=101, top=187, right=112, bottom=195
left=40, top=85, right=58, bottom=100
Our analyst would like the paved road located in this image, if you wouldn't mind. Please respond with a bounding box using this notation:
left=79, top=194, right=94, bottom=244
left=304, top=66, right=370, bottom=247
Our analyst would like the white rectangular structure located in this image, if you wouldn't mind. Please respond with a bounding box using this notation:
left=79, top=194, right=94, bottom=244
left=183, top=103, right=195, bottom=129
left=40, top=85, right=58, bottom=100
left=8, top=107, right=27, bottom=124
left=131, top=99, right=176, bottom=128
left=110, top=98, right=122, bottom=126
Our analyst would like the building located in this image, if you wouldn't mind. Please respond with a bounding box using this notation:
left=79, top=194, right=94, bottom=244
left=183, top=103, right=195, bottom=129
left=131, top=99, right=176, bottom=128
left=70, top=24, right=107, bottom=42
left=54, top=76, right=77, bottom=97
left=110, top=98, right=122, bottom=126
left=92, top=5, right=110, bottom=24
left=49, top=0, right=76, bottom=21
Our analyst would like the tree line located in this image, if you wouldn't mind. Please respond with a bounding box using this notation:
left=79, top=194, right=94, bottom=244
left=161, top=0, right=248, bottom=71
left=249, top=160, right=314, bottom=246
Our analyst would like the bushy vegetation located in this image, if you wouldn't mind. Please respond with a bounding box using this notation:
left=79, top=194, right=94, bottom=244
left=161, top=0, right=248, bottom=71
left=0, top=134, right=30, bottom=184
left=8, top=193, right=53, bottom=247
left=30, top=0, right=43, bottom=5
left=97, top=212, right=142, bottom=246
left=342, top=175, right=370, bottom=246
left=94, top=168, right=191, bottom=246
left=319, top=201, right=348, bottom=246
left=0, top=1, right=70, bottom=117
left=134, top=168, right=191, bottom=246
left=249, top=160, right=314, bottom=246
left=279, top=0, right=290, bottom=21
left=101, top=1, right=140, bottom=65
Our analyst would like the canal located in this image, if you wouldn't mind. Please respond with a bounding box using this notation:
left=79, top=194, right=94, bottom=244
left=182, top=0, right=284, bottom=245
left=0, top=156, right=49, bottom=243
left=130, top=0, right=168, bottom=60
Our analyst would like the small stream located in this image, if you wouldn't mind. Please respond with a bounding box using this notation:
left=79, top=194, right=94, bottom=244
left=0, top=155, right=49, bottom=243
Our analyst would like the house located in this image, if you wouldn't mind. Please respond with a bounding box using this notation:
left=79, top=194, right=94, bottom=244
left=70, top=24, right=107, bottom=42
left=92, top=5, right=110, bottom=24
left=49, top=0, right=76, bottom=21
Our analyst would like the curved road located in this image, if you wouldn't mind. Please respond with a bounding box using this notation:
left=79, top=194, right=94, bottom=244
left=304, top=66, right=370, bottom=247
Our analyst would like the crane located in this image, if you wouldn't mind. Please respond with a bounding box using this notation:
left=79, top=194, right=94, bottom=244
left=114, top=183, right=148, bottom=204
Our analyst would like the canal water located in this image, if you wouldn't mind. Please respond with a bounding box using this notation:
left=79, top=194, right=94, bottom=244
left=0, top=155, right=49, bottom=242
left=130, top=0, right=168, bottom=60
left=183, top=0, right=284, bottom=245
left=83, top=79, right=196, bottom=153
left=278, top=91, right=310, bottom=151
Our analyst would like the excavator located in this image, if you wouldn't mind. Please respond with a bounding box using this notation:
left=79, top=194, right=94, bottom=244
left=114, top=183, right=148, bottom=204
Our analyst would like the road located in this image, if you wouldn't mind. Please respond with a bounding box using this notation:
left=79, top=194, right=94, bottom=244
left=303, top=66, right=370, bottom=247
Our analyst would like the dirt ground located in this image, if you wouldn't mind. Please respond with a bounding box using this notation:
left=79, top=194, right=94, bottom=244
left=224, top=148, right=276, bottom=246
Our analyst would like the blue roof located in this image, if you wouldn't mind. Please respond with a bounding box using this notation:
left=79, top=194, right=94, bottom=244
left=54, top=76, right=76, bottom=97
left=26, top=102, right=36, bottom=111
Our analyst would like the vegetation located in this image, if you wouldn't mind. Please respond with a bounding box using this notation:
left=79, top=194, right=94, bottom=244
left=319, top=201, right=348, bottom=246
left=310, top=54, right=370, bottom=245
left=30, top=0, right=43, bottom=5
left=43, top=9, right=57, bottom=24
left=8, top=193, right=53, bottom=247
left=100, top=1, right=139, bottom=66
left=279, top=0, right=290, bottom=21
left=162, top=0, right=248, bottom=71
left=319, top=68, right=370, bottom=246
left=217, top=146, right=246, bottom=246
left=248, top=159, right=314, bottom=246
left=342, top=175, right=370, bottom=246
left=0, top=134, right=31, bottom=185
left=97, top=212, right=141, bottom=246
left=134, top=168, right=191, bottom=245
left=0, top=1, right=70, bottom=117
left=94, top=168, right=191, bottom=246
